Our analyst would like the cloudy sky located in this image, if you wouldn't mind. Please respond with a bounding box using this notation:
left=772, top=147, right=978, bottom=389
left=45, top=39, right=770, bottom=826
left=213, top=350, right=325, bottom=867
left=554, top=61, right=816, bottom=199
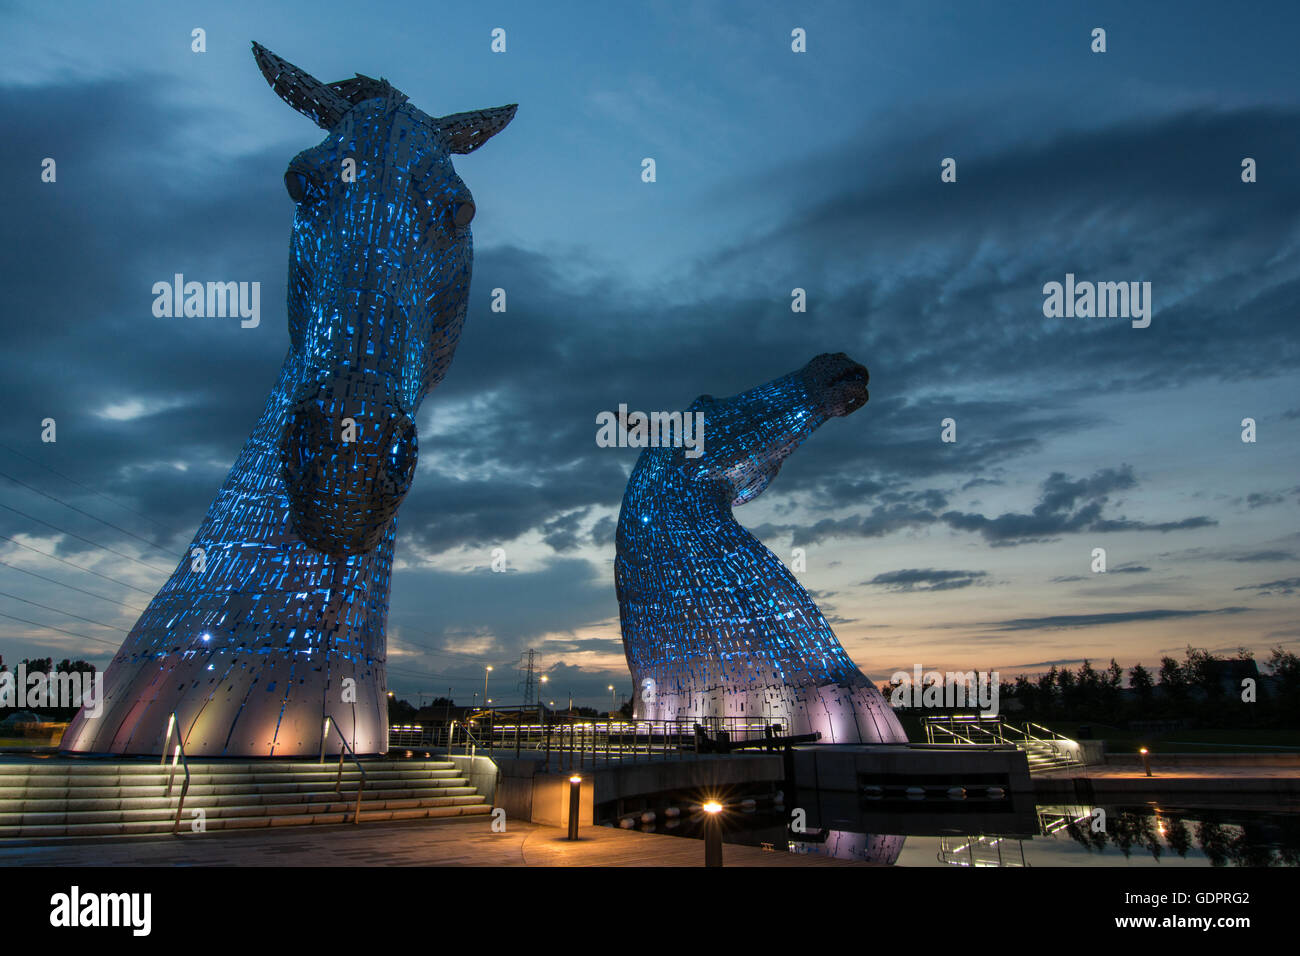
left=1, top=0, right=1297, bottom=708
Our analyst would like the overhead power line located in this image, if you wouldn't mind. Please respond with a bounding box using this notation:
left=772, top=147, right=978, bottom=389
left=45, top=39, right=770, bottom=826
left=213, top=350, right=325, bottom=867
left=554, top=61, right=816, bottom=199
left=0, top=533, right=157, bottom=596
left=0, top=558, right=147, bottom=613
left=0, top=502, right=173, bottom=576
left=0, top=440, right=174, bottom=534
left=0, top=588, right=129, bottom=633
left=0, top=468, right=178, bottom=559
left=0, top=609, right=122, bottom=649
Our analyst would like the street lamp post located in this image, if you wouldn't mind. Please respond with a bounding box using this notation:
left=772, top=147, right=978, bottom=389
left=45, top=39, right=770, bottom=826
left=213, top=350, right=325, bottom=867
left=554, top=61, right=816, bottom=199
left=703, top=801, right=723, bottom=867
left=568, top=775, right=582, bottom=840
left=484, top=665, right=493, bottom=710
left=608, top=684, right=616, bottom=714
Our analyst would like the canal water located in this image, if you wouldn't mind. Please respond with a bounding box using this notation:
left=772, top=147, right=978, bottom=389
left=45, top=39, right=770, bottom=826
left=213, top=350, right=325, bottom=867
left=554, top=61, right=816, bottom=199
left=609, top=798, right=1300, bottom=866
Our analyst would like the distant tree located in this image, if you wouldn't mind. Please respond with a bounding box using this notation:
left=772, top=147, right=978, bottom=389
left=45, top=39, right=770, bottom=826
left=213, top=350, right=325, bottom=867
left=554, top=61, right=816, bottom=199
left=1266, top=647, right=1300, bottom=723
left=1101, top=659, right=1123, bottom=719
left=1013, top=674, right=1038, bottom=716
left=387, top=697, right=418, bottom=723
left=1037, top=667, right=1058, bottom=718
left=1158, top=656, right=1188, bottom=712
left=1056, top=667, right=1077, bottom=716
left=880, top=677, right=905, bottom=706
left=1184, top=646, right=1221, bottom=701
left=1075, top=659, right=1099, bottom=716
left=1129, top=663, right=1155, bottom=715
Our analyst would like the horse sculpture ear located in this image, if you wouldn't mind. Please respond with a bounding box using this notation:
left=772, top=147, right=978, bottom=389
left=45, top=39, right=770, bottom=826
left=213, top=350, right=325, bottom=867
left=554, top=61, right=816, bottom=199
left=252, top=41, right=352, bottom=130
left=435, top=105, right=518, bottom=154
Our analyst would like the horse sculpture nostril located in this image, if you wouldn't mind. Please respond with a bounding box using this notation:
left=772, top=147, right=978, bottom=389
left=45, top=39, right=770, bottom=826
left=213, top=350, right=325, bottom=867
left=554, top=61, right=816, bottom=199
left=452, top=200, right=476, bottom=227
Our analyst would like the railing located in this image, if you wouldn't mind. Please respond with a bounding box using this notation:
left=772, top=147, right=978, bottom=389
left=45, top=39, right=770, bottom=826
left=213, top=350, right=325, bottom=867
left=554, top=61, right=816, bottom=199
left=922, top=715, right=1083, bottom=771
left=318, top=716, right=366, bottom=824
left=160, top=711, right=191, bottom=835
left=390, top=714, right=787, bottom=771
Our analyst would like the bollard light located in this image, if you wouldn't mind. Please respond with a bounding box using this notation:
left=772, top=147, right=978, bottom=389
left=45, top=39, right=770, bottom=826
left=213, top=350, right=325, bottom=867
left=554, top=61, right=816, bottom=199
left=1139, top=747, right=1152, bottom=777
left=703, top=800, right=723, bottom=867
left=568, top=774, right=582, bottom=840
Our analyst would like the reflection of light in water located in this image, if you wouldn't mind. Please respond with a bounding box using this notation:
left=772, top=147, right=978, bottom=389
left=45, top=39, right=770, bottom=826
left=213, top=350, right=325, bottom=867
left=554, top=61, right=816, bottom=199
left=937, top=834, right=1027, bottom=867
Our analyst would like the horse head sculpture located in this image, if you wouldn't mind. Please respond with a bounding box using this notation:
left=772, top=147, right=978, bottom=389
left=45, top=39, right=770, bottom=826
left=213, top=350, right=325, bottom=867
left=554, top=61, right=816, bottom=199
left=253, top=43, right=515, bottom=554
left=615, top=353, right=908, bottom=744
left=60, top=46, right=515, bottom=756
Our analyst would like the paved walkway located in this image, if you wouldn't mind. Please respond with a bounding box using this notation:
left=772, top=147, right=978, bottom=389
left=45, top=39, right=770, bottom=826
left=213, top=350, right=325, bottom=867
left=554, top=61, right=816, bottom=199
left=0, top=817, right=874, bottom=867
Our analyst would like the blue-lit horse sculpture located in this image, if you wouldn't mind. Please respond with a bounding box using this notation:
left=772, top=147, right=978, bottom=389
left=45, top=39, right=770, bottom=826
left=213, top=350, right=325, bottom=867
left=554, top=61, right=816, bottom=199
left=615, top=354, right=908, bottom=744
left=62, top=44, right=515, bottom=755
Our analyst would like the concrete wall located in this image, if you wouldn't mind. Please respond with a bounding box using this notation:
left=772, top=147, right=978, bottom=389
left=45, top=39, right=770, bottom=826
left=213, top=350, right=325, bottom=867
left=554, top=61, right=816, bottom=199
left=792, top=744, right=1034, bottom=795
left=445, top=754, right=500, bottom=803
left=488, top=754, right=783, bottom=826
left=530, top=772, right=596, bottom=828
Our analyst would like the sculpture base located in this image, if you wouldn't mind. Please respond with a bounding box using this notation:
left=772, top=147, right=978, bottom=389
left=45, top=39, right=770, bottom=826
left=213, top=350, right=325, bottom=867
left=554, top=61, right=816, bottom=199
left=633, top=676, right=908, bottom=744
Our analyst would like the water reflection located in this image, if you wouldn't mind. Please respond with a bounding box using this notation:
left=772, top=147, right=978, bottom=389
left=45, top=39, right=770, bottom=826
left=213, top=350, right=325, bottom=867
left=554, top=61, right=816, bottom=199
left=1048, top=805, right=1300, bottom=867
left=629, top=800, right=1300, bottom=867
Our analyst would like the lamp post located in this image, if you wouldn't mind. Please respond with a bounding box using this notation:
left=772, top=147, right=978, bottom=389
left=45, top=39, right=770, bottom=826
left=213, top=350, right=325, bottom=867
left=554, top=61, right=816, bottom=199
left=1139, top=747, right=1152, bottom=777
left=568, top=775, right=582, bottom=840
left=484, top=665, right=493, bottom=708
left=703, top=801, right=723, bottom=867
left=608, top=684, right=616, bottom=714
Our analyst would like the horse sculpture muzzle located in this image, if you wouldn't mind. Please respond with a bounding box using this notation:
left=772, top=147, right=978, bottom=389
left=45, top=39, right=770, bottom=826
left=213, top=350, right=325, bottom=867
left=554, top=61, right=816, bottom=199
left=281, top=368, right=418, bottom=555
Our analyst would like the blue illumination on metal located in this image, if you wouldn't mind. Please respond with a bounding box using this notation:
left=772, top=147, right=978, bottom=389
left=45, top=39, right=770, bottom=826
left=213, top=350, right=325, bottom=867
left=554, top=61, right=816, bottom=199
left=61, top=44, right=515, bottom=756
left=615, top=354, right=908, bottom=743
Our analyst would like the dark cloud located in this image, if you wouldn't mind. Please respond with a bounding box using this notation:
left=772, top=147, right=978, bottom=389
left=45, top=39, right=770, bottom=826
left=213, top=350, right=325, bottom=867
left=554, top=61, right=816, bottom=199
left=941, top=467, right=1216, bottom=545
left=759, top=465, right=1215, bottom=549
left=1232, top=550, right=1298, bottom=562
left=540, top=508, right=592, bottom=553
left=1234, top=577, right=1300, bottom=596
left=1246, top=491, right=1288, bottom=509
left=986, top=607, right=1252, bottom=632
left=864, top=568, right=989, bottom=592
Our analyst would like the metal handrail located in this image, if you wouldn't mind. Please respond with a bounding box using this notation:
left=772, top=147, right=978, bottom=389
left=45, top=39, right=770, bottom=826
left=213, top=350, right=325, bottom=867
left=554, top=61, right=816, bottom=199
left=923, top=715, right=1083, bottom=768
left=161, top=711, right=191, bottom=835
left=453, top=719, right=491, bottom=756
left=318, top=716, right=366, bottom=824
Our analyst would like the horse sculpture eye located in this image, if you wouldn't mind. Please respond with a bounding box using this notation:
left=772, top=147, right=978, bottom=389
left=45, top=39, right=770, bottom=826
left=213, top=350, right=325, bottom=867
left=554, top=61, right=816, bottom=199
left=284, top=170, right=316, bottom=203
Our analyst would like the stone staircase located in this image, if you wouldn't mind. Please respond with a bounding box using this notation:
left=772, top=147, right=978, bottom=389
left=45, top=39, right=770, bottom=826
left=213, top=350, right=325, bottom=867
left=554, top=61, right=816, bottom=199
left=0, top=757, right=490, bottom=841
left=1019, top=738, right=1079, bottom=774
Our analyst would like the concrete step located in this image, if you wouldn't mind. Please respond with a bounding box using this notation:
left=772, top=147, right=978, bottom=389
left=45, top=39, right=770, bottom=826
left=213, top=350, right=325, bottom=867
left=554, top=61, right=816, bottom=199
left=0, top=801, right=491, bottom=840
left=0, top=783, right=480, bottom=815
left=0, top=792, right=486, bottom=828
left=0, top=758, right=492, bottom=841
left=0, top=766, right=462, bottom=785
